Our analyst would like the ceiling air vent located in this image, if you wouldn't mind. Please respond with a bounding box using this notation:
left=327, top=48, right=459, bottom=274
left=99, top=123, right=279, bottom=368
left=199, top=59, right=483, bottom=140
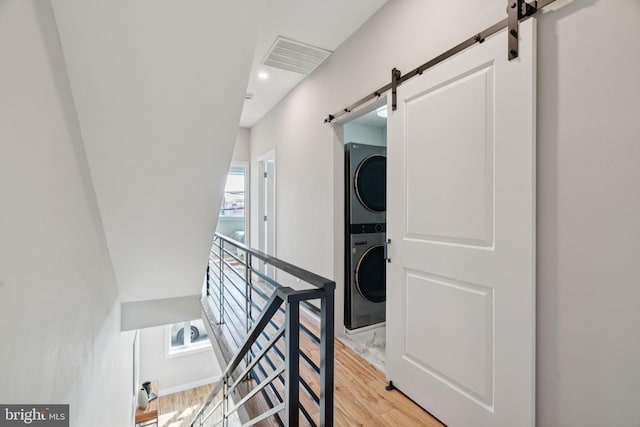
left=262, top=36, right=332, bottom=75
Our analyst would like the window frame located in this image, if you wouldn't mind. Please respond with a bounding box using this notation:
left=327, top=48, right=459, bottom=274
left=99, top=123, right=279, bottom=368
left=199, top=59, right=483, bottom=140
left=219, top=164, right=247, bottom=218
left=165, top=319, right=211, bottom=359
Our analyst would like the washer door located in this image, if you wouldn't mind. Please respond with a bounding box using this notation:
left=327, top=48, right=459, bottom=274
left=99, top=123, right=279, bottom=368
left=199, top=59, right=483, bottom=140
left=354, top=154, right=386, bottom=212
left=355, top=245, right=386, bottom=303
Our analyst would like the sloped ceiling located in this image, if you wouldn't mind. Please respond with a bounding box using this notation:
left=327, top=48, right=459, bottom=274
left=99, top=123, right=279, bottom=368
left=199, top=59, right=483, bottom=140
left=51, top=0, right=265, bottom=302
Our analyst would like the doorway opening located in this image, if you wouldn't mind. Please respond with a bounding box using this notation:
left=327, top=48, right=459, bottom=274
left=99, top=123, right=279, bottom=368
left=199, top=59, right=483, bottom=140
left=338, top=99, right=388, bottom=372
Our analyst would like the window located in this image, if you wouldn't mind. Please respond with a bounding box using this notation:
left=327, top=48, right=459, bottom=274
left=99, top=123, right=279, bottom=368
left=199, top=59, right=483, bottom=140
left=166, top=319, right=210, bottom=356
left=216, top=163, right=247, bottom=247
left=219, top=166, right=245, bottom=218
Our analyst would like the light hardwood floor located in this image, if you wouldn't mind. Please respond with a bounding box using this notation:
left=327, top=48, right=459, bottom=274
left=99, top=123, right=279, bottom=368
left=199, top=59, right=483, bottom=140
left=158, top=337, right=443, bottom=427
left=159, top=384, right=214, bottom=427
left=332, top=337, right=443, bottom=427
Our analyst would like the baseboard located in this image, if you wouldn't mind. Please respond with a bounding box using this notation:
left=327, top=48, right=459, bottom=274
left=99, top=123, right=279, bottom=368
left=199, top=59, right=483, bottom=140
left=158, top=376, right=221, bottom=396
left=344, top=321, right=385, bottom=335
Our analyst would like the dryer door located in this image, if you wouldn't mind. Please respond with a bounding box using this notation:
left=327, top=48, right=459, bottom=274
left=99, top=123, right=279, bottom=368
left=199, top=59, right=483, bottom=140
left=355, top=244, right=386, bottom=303
left=354, top=154, right=386, bottom=213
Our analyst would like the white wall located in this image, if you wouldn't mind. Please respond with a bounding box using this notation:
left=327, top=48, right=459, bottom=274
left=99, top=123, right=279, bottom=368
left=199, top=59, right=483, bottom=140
left=536, top=2, right=640, bottom=425
left=343, top=122, right=386, bottom=146
left=233, top=128, right=252, bottom=163
left=122, top=295, right=203, bottom=331
left=249, top=1, right=640, bottom=426
left=139, top=325, right=220, bottom=395
left=0, top=1, right=135, bottom=425
left=50, top=0, right=264, bottom=303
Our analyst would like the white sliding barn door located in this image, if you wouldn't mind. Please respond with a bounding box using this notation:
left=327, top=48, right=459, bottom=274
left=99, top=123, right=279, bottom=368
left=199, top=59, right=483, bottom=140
left=386, top=19, right=536, bottom=427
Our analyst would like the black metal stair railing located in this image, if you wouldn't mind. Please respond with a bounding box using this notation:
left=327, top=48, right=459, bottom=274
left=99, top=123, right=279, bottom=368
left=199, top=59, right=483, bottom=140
left=191, top=233, right=335, bottom=427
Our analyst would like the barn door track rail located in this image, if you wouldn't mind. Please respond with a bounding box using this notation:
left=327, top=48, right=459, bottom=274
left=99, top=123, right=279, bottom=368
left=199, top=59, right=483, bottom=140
left=324, top=0, right=553, bottom=124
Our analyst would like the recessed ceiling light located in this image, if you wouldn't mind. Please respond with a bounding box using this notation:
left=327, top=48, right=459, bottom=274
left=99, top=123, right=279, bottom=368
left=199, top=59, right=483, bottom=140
left=376, top=106, right=388, bottom=118
left=258, top=72, right=269, bottom=80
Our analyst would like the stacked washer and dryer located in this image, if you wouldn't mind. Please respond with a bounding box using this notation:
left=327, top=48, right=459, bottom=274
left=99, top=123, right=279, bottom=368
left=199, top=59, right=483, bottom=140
left=344, top=143, right=386, bottom=330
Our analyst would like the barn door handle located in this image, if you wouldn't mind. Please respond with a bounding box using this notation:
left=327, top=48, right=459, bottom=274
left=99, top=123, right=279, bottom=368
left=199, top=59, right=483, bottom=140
left=384, top=239, right=391, bottom=263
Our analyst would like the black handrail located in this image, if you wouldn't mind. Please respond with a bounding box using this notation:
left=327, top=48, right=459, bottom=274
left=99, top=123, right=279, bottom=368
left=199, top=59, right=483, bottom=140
left=192, top=233, right=335, bottom=427
left=212, top=232, right=334, bottom=290
left=192, top=292, right=284, bottom=425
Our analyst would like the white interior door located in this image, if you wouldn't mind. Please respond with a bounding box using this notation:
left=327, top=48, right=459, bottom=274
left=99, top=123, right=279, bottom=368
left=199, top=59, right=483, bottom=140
left=386, top=19, right=536, bottom=427
left=258, top=151, right=276, bottom=276
left=265, top=160, right=275, bottom=256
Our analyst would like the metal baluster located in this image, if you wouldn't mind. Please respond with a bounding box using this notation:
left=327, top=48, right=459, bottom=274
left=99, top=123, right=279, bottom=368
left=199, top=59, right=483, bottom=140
left=245, top=250, right=250, bottom=334
left=199, top=234, right=336, bottom=427
left=247, top=253, right=253, bottom=331
left=320, top=289, right=335, bottom=427
left=244, top=250, right=251, bottom=377
left=285, top=297, right=300, bottom=426
left=222, top=377, right=228, bottom=427
left=219, top=239, right=225, bottom=325
left=206, top=264, right=211, bottom=297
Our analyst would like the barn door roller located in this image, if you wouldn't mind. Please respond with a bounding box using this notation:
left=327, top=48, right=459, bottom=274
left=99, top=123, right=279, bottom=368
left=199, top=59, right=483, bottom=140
left=508, top=0, right=538, bottom=60
left=391, top=68, right=401, bottom=112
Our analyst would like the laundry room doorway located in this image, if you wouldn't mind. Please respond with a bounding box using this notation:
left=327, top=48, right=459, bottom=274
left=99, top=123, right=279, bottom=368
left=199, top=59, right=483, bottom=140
left=333, top=98, right=388, bottom=372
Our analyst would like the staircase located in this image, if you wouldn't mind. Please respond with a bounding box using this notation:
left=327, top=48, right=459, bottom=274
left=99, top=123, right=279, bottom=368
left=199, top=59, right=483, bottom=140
left=191, top=233, right=335, bottom=427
